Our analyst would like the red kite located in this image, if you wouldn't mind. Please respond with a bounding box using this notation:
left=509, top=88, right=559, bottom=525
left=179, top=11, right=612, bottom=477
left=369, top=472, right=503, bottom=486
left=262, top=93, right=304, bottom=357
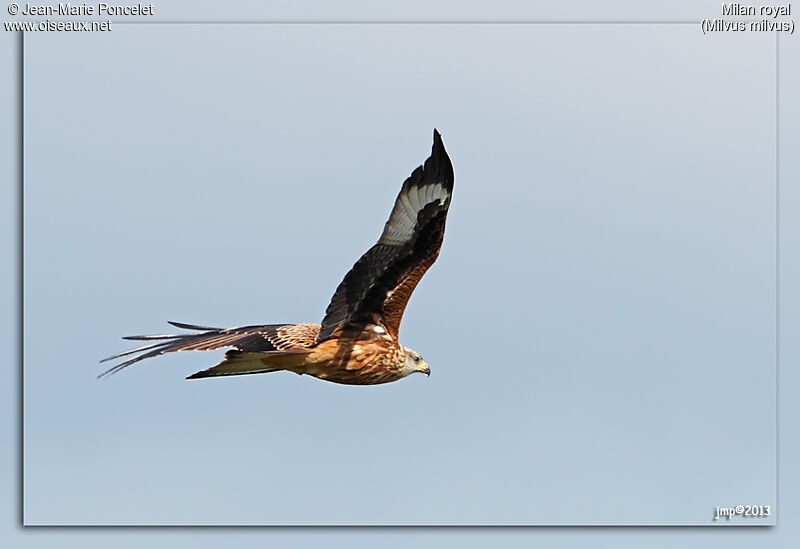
left=101, top=130, right=454, bottom=385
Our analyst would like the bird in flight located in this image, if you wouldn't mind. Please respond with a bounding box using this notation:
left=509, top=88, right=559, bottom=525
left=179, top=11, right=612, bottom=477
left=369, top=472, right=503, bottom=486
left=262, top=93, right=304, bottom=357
left=100, top=129, right=454, bottom=385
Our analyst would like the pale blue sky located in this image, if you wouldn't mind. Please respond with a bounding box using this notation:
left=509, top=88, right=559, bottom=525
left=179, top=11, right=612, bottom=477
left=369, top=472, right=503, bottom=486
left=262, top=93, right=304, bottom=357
left=4, top=0, right=800, bottom=546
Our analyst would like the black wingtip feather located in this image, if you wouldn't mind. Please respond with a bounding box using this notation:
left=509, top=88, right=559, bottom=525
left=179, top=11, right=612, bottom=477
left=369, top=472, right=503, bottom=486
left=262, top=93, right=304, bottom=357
left=99, top=340, right=170, bottom=363
left=428, top=128, right=453, bottom=192
left=432, top=129, right=443, bottom=155
left=122, top=334, right=183, bottom=341
left=168, top=321, right=222, bottom=331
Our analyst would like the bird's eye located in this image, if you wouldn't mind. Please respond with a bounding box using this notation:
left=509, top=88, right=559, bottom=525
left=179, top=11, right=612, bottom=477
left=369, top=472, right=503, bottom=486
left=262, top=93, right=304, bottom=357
left=413, top=355, right=420, bottom=363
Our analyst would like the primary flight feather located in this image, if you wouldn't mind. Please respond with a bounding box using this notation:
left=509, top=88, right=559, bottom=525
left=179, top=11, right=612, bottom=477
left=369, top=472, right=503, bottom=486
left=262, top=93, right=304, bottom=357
left=101, top=129, right=454, bottom=385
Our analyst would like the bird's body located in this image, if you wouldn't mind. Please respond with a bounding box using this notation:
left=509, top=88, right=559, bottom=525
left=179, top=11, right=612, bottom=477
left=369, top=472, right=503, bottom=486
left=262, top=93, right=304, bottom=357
left=101, top=130, right=454, bottom=385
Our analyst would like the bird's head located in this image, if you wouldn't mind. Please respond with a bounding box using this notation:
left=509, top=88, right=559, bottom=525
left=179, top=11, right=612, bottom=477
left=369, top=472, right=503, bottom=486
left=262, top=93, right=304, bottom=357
left=402, top=346, right=430, bottom=377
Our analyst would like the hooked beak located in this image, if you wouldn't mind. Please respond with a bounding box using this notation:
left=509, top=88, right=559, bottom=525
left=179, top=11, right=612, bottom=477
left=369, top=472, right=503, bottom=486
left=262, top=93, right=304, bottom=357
left=420, top=362, right=430, bottom=377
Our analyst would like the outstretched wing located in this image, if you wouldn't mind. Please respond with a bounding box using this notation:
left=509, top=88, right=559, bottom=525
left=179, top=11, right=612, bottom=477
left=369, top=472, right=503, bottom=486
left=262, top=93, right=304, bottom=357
left=317, top=129, right=454, bottom=342
left=100, top=321, right=319, bottom=378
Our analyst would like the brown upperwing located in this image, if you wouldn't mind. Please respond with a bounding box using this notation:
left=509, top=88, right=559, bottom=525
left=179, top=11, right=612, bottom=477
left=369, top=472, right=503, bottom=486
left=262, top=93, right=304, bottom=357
left=317, top=129, right=454, bottom=341
left=99, top=322, right=318, bottom=377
